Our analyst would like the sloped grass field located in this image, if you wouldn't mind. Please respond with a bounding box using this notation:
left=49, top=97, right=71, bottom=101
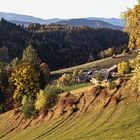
left=1, top=101, right=140, bottom=140
left=0, top=77, right=140, bottom=140
left=51, top=52, right=137, bottom=75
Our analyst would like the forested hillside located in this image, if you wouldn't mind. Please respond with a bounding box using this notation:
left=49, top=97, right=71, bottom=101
left=55, top=19, right=123, bottom=30
left=0, top=19, right=128, bottom=70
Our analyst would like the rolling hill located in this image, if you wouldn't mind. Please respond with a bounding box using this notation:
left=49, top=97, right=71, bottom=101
left=0, top=12, right=61, bottom=25
left=0, top=12, right=124, bottom=29
left=55, top=18, right=123, bottom=30
left=86, top=17, right=125, bottom=27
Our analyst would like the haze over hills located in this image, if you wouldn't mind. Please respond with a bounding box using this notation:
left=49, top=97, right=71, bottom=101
left=86, top=17, right=125, bottom=27
left=55, top=19, right=123, bottom=30
left=0, top=12, right=124, bottom=30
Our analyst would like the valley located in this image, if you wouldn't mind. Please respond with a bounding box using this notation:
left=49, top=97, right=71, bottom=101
left=0, top=1, right=140, bottom=139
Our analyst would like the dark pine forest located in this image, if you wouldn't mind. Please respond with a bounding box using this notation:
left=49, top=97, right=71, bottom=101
left=0, top=19, right=128, bottom=70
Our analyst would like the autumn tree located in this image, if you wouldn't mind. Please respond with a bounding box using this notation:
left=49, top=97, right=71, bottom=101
left=118, top=61, right=131, bottom=76
left=105, top=48, right=114, bottom=57
left=9, top=62, right=40, bottom=104
left=122, top=0, right=140, bottom=49
left=57, top=74, right=74, bottom=86
left=122, top=1, right=140, bottom=90
left=130, top=52, right=140, bottom=90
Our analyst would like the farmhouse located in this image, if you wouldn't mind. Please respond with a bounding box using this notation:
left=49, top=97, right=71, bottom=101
left=107, top=64, right=118, bottom=74
left=76, top=75, right=88, bottom=83
left=76, top=64, right=118, bottom=84
left=90, top=71, right=112, bottom=84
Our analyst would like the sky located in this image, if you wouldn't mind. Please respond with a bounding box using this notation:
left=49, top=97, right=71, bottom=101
left=0, top=0, right=138, bottom=19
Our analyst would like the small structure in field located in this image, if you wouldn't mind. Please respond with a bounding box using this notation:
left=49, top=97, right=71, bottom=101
left=76, top=64, right=118, bottom=84
left=107, top=64, right=118, bottom=76
left=76, top=75, right=88, bottom=84
left=90, top=71, right=112, bottom=84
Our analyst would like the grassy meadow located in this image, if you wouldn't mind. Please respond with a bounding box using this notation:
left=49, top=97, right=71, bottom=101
left=0, top=101, right=140, bottom=140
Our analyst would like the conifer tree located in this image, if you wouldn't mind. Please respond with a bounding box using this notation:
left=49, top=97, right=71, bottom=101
left=22, top=45, right=41, bottom=65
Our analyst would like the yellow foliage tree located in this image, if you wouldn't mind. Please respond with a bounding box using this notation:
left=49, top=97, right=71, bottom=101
left=118, top=61, right=130, bottom=76
left=122, top=0, right=140, bottom=49
left=35, top=90, right=46, bottom=111
left=130, top=52, right=140, bottom=90
left=9, top=62, right=40, bottom=100
left=57, top=73, right=73, bottom=86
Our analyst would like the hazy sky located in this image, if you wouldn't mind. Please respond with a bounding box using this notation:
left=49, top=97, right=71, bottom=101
left=0, top=0, right=138, bottom=19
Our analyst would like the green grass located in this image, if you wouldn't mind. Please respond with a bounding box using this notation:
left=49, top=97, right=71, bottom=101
left=62, top=83, right=93, bottom=92
left=51, top=52, right=136, bottom=75
left=1, top=101, right=140, bottom=140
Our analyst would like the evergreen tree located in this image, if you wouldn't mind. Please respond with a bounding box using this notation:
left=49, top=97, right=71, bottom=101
left=11, top=57, right=20, bottom=67
left=22, top=45, right=41, bottom=65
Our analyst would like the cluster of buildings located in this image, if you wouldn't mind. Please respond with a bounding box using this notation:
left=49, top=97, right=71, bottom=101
left=76, top=64, right=118, bottom=84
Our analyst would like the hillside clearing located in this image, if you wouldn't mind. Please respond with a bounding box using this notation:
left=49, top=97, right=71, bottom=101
left=51, top=52, right=137, bottom=75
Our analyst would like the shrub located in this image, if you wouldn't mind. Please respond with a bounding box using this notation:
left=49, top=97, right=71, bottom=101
left=44, top=87, right=58, bottom=108
left=78, top=70, right=84, bottom=75
left=35, top=87, right=58, bottom=111
left=45, top=86, right=64, bottom=95
left=35, top=90, right=47, bottom=111
left=72, top=70, right=79, bottom=77
left=118, top=61, right=131, bottom=76
left=46, top=92, right=58, bottom=108
left=22, top=96, right=36, bottom=118
left=95, top=74, right=103, bottom=83
left=57, top=73, right=74, bottom=86
left=109, top=82, right=117, bottom=90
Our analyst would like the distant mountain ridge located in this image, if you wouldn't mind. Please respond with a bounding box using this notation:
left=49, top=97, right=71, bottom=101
left=0, top=12, right=124, bottom=30
left=55, top=18, right=123, bottom=30
left=86, top=17, right=125, bottom=27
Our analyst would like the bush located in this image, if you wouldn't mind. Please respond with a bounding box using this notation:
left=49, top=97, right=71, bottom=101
left=43, top=87, right=58, bottom=108
left=35, top=87, right=58, bottom=112
left=109, top=82, right=117, bottom=90
left=46, top=92, right=58, bottom=108
left=35, top=90, right=47, bottom=111
left=45, top=86, right=64, bottom=95
left=57, top=73, right=74, bottom=86
left=95, top=74, right=103, bottom=83
left=118, top=61, right=131, bottom=76
left=22, top=96, right=36, bottom=118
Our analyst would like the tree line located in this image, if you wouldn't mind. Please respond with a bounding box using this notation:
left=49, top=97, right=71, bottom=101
left=0, top=19, right=129, bottom=70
